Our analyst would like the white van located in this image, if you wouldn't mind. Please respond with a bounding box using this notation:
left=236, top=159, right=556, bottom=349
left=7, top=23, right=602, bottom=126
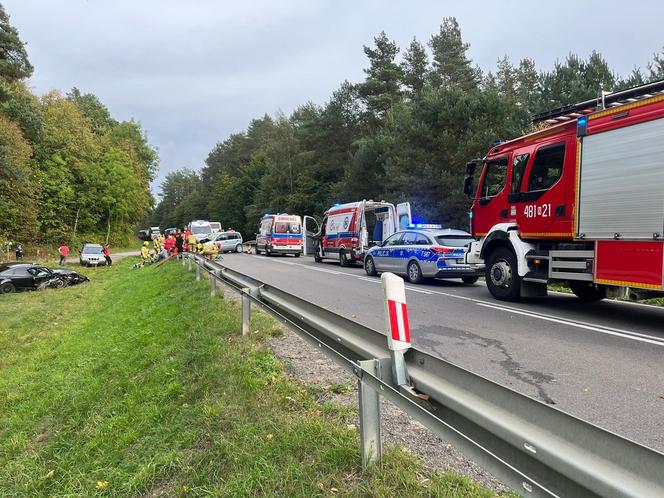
left=188, top=220, right=212, bottom=242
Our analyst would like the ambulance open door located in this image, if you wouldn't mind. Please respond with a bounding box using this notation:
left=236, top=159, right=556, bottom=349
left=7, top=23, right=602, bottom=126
left=396, top=202, right=412, bottom=230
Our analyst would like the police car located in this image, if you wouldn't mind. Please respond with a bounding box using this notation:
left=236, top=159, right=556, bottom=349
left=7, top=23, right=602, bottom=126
left=363, top=225, right=480, bottom=284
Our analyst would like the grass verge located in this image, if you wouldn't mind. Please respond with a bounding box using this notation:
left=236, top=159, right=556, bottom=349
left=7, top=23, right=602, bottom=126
left=0, top=258, right=501, bottom=497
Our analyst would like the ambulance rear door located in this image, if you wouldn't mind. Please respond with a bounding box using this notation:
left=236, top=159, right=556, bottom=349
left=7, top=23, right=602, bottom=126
left=396, top=202, right=412, bottom=230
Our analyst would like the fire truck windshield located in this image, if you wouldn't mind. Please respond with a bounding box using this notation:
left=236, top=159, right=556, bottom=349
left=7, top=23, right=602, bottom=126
left=274, top=222, right=301, bottom=234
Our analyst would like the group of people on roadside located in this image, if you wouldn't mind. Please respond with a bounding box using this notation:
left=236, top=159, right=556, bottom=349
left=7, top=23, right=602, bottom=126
left=139, top=227, right=231, bottom=266
left=140, top=228, right=203, bottom=265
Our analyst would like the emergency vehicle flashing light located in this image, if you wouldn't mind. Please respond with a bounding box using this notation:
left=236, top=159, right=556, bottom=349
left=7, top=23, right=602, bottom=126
left=407, top=223, right=443, bottom=229
left=577, top=116, right=588, bottom=137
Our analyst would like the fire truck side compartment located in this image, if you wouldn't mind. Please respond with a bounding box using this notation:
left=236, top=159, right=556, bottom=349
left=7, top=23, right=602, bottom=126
left=578, top=117, right=664, bottom=240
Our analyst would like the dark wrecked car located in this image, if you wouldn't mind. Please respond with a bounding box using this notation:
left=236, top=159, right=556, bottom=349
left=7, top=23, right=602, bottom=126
left=50, top=268, right=90, bottom=286
left=0, top=263, right=67, bottom=293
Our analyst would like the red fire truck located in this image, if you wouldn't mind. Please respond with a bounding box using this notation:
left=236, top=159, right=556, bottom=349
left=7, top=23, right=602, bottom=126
left=464, top=80, right=664, bottom=301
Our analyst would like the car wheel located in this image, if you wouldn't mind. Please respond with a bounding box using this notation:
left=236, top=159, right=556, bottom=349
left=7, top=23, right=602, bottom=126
left=364, top=256, right=377, bottom=276
left=485, top=247, right=521, bottom=301
left=339, top=249, right=350, bottom=267
left=462, top=276, right=479, bottom=284
left=569, top=281, right=606, bottom=302
left=51, top=278, right=66, bottom=289
left=407, top=261, right=424, bottom=284
left=293, top=252, right=300, bottom=258
left=0, top=282, right=16, bottom=294
left=235, top=244, right=242, bottom=253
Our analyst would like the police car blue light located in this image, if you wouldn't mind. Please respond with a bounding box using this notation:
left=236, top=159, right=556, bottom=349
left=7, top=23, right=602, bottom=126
left=363, top=227, right=480, bottom=284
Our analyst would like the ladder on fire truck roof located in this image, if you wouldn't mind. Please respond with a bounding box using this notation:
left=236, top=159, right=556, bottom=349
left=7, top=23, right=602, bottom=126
left=532, top=78, right=664, bottom=125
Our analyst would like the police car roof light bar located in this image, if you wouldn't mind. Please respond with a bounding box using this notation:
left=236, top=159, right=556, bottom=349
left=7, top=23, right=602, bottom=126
left=408, top=223, right=443, bottom=229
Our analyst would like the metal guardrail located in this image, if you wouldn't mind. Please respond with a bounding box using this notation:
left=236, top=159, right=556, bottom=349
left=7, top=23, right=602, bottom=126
left=184, top=253, right=664, bottom=498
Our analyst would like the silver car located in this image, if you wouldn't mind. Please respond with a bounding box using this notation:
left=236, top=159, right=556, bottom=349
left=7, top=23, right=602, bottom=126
left=79, top=244, right=106, bottom=267
left=204, top=231, right=243, bottom=253
left=363, top=227, right=479, bottom=284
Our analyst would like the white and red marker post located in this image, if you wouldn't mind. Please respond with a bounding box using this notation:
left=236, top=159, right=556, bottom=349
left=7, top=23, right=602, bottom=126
left=381, top=272, right=411, bottom=386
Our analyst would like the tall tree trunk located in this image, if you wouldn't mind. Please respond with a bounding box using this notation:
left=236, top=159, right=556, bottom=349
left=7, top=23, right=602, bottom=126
left=72, top=206, right=81, bottom=238
left=106, top=212, right=111, bottom=245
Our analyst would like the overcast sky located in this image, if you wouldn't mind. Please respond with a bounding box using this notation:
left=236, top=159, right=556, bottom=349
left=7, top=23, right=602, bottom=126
left=5, top=0, right=664, bottom=193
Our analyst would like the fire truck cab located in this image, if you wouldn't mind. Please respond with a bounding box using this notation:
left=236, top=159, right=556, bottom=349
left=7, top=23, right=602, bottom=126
left=315, top=200, right=412, bottom=266
left=464, top=80, right=664, bottom=302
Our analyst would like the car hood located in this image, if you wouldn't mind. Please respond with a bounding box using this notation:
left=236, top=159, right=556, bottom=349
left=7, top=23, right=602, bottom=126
left=51, top=268, right=75, bottom=275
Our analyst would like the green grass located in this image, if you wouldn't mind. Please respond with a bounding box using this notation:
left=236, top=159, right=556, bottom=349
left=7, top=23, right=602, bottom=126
left=0, top=259, right=500, bottom=497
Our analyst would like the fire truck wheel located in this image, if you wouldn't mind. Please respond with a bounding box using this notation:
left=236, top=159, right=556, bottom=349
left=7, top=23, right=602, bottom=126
left=407, top=261, right=424, bottom=284
left=364, top=256, right=377, bottom=276
left=339, top=250, right=350, bottom=267
left=485, top=247, right=521, bottom=301
left=293, top=252, right=300, bottom=258
left=569, top=281, right=606, bottom=302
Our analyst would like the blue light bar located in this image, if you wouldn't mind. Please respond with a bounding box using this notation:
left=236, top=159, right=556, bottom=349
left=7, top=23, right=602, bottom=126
left=577, top=116, right=588, bottom=137
left=408, top=223, right=442, bottom=229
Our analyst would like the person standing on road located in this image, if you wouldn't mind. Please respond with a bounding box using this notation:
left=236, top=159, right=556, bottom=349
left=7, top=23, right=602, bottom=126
left=102, top=244, right=112, bottom=266
left=15, top=244, right=24, bottom=260
left=58, top=243, right=69, bottom=265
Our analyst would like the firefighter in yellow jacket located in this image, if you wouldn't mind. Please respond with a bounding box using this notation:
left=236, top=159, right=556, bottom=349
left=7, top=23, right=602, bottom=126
left=187, top=233, right=197, bottom=253
left=141, top=241, right=151, bottom=265
left=202, top=241, right=218, bottom=260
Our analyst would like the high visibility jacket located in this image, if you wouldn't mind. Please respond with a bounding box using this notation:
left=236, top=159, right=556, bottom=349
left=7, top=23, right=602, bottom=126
left=141, top=246, right=150, bottom=260
left=187, top=234, right=197, bottom=247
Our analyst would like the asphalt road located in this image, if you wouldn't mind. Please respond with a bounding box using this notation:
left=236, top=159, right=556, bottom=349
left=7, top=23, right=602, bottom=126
left=217, top=251, right=664, bottom=452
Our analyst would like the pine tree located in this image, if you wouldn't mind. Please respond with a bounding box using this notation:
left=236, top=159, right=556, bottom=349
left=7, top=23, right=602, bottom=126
left=356, top=31, right=403, bottom=118
left=401, top=37, right=428, bottom=97
left=428, top=17, right=480, bottom=91
left=648, top=46, right=664, bottom=81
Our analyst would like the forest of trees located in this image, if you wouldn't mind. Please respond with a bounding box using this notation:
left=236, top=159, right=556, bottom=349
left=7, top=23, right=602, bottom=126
left=0, top=4, right=158, bottom=247
left=153, top=18, right=664, bottom=239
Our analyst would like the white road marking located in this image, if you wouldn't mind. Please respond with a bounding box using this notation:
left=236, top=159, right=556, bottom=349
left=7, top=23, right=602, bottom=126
left=405, top=287, right=433, bottom=295
left=477, top=303, right=664, bottom=347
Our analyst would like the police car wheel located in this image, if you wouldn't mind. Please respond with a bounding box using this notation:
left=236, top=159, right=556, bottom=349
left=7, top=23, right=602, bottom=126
left=364, top=256, right=377, bottom=276
left=485, top=247, right=520, bottom=301
left=462, top=276, right=478, bottom=284
left=407, top=261, right=424, bottom=284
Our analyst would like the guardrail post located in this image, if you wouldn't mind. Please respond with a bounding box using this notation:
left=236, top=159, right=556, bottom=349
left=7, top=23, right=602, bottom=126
left=210, top=270, right=217, bottom=297
left=381, top=273, right=411, bottom=386
left=242, top=287, right=251, bottom=336
left=357, top=359, right=382, bottom=468
left=182, top=252, right=186, bottom=266
left=187, top=253, right=192, bottom=271
left=195, top=259, right=200, bottom=281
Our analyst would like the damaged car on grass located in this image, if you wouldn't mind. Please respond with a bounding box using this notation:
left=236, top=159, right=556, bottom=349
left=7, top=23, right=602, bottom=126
left=0, top=263, right=88, bottom=294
